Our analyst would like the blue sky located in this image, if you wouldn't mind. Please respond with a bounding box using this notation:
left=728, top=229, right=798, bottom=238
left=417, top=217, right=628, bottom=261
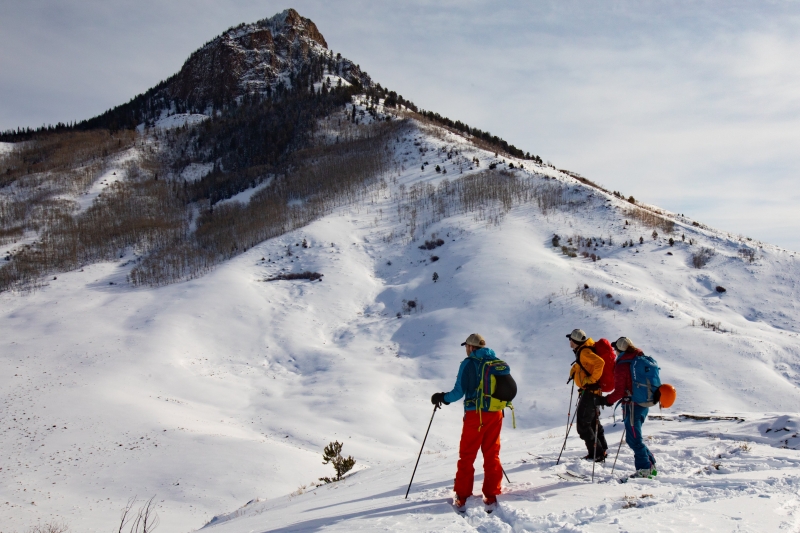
left=2, top=1, right=799, bottom=250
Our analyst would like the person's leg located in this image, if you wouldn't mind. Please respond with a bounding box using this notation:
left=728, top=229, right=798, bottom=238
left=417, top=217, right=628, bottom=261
left=633, top=405, right=654, bottom=470
left=593, top=395, right=608, bottom=453
left=480, top=411, right=504, bottom=499
left=454, top=411, right=482, bottom=497
left=624, top=403, right=651, bottom=471
left=576, top=392, right=596, bottom=455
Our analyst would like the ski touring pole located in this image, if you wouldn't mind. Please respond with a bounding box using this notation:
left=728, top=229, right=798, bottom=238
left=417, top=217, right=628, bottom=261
left=405, top=404, right=439, bottom=499
left=556, top=390, right=580, bottom=465
left=591, top=406, right=600, bottom=483
left=502, top=466, right=511, bottom=484
left=611, top=426, right=625, bottom=476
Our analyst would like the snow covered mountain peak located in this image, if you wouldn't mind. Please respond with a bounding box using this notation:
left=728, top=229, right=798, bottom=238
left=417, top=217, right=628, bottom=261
left=165, top=8, right=370, bottom=110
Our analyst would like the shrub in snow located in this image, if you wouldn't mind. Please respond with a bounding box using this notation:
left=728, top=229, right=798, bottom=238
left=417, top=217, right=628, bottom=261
left=738, top=248, right=756, bottom=263
left=419, top=238, right=444, bottom=250
left=552, top=234, right=560, bottom=247
left=319, top=441, right=355, bottom=483
left=402, top=299, right=418, bottom=314
left=430, top=255, right=439, bottom=262
left=716, top=286, right=727, bottom=293
left=27, top=522, right=70, bottom=533
left=639, top=236, right=644, bottom=244
left=432, top=272, right=439, bottom=282
left=669, top=238, right=675, bottom=246
left=265, top=271, right=323, bottom=282
left=691, top=247, right=716, bottom=269
left=117, top=496, right=159, bottom=533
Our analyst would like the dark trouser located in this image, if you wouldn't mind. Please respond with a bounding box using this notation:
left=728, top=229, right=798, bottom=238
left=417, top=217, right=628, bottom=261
left=624, top=402, right=656, bottom=470
left=577, top=391, right=607, bottom=458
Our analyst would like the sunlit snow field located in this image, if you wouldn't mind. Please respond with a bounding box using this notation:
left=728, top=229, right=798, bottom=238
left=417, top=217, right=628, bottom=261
left=2, top=123, right=800, bottom=532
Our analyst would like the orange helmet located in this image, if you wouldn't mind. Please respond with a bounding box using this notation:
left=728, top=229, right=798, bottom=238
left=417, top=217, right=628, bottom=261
left=659, top=384, right=677, bottom=408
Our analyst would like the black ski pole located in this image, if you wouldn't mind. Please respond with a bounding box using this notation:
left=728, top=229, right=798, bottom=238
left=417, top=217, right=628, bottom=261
left=591, top=407, right=600, bottom=483
left=556, top=391, right=580, bottom=465
left=405, top=404, right=439, bottom=499
left=611, top=426, right=625, bottom=476
left=502, top=466, right=511, bottom=484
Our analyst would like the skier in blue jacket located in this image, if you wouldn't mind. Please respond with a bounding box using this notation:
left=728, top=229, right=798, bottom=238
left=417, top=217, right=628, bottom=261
left=431, top=333, right=504, bottom=513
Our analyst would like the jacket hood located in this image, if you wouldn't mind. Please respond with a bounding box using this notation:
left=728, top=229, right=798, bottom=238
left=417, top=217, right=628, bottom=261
left=470, top=347, right=497, bottom=361
left=573, top=337, right=595, bottom=356
left=616, top=348, right=643, bottom=362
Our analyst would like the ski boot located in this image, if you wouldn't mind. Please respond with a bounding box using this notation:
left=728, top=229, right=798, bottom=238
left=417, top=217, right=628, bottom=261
left=630, top=468, right=657, bottom=479
left=453, top=494, right=468, bottom=513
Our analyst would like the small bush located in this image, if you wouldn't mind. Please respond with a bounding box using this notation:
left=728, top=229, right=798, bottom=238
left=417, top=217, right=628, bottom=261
left=265, top=271, right=323, bottom=282
left=552, top=234, right=560, bottom=247
left=402, top=299, right=419, bottom=314
left=432, top=272, right=439, bottom=282
left=430, top=255, right=439, bottom=262
left=27, top=523, right=69, bottom=533
left=319, top=441, right=356, bottom=483
left=738, top=248, right=756, bottom=263
left=716, top=285, right=726, bottom=293
left=419, top=238, right=444, bottom=250
left=691, top=247, right=715, bottom=269
left=669, top=238, right=674, bottom=246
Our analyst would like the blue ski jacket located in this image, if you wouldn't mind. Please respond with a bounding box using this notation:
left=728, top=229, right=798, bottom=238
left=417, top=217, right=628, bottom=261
left=443, top=347, right=497, bottom=411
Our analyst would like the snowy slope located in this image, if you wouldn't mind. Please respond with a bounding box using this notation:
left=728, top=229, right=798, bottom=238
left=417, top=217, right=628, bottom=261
left=2, top=121, right=800, bottom=532
left=0, top=141, right=16, bottom=157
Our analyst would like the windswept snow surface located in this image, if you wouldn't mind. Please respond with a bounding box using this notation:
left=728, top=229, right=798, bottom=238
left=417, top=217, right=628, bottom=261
left=2, top=123, right=800, bottom=532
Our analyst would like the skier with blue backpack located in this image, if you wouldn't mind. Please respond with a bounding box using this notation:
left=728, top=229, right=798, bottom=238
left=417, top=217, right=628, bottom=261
left=602, top=337, right=659, bottom=478
left=431, top=333, right=516, bottom=514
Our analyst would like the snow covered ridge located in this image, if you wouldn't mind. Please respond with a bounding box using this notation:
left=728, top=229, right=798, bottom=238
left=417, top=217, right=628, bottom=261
left=3, top=120, right=800, bottom=532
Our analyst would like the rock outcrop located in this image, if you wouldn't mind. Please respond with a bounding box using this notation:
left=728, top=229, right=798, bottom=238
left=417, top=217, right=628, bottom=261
left=167, top=9, right=370, bottom=109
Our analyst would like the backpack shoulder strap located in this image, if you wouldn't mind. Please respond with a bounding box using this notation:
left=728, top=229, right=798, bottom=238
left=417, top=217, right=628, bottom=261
left=573, top=346, right=592, bottom=377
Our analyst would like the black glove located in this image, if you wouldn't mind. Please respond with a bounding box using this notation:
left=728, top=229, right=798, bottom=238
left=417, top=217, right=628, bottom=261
left=583, top=382, right=600, bottom=391
left=600, top=396, right=611, bottom=407
left=431, top=392, right=448, bottom=407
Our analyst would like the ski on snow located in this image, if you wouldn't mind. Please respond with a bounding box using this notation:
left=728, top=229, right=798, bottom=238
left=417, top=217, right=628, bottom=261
left=556, top=470, right=588, bottom=481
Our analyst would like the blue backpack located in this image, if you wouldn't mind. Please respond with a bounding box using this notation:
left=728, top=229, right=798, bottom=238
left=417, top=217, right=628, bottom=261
left=629, top=354, right=662, bottom=406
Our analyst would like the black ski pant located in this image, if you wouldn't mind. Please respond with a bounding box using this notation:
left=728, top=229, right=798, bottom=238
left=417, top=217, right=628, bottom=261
left=576, top=391, right=608, bottom=458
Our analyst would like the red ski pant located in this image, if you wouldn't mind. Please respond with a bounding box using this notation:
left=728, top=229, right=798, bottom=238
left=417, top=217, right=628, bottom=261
left=453, top=410, right=503, bottom=498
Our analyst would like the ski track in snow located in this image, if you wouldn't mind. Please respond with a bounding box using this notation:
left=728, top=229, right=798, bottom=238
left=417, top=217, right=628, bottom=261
left=1, top=121, right=800, bottom=532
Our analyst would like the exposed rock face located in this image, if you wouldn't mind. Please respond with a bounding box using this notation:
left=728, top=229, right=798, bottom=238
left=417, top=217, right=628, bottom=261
left=167, top=9, right=370, bottom=109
